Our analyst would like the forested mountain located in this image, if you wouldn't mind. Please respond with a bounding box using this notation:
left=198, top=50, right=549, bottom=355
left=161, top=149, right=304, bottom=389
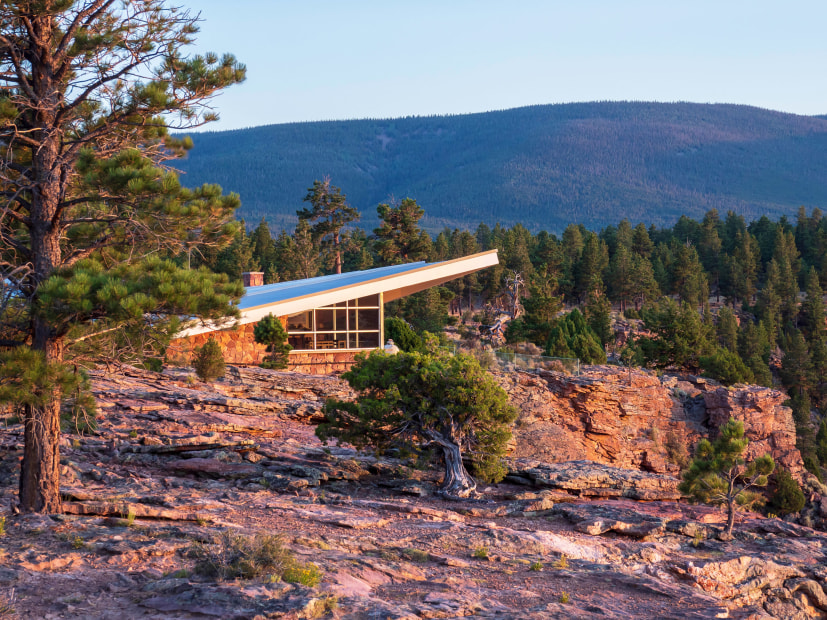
left=177, top=102, right=827, bottom=233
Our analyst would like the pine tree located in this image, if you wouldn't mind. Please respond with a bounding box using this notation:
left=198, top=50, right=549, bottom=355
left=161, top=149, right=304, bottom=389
left=0, top=1, right=245, bottom=512
left=298, top=178, right=360, bottom=274
left=680, top=418, right=774, bottom=537
left=253, top=315, right=293, bottom=370
left=374, top=198, right=430, bottom=265
left=716, top=307, right=739, bottom=353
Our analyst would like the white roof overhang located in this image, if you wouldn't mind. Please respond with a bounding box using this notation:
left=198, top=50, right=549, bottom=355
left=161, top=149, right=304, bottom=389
left=177, top=250, right=499, bottom=337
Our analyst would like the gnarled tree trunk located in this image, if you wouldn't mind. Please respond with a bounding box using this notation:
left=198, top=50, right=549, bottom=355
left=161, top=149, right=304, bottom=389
left=438, top=441, right=477, bottom=499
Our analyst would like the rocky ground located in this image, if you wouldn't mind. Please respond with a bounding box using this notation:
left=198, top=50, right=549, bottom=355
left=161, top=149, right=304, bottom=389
left=0, top=365, right=826, bottom=619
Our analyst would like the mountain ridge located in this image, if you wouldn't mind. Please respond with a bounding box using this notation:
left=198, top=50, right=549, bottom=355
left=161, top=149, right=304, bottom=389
left=175, top=102, right=827, bottom=233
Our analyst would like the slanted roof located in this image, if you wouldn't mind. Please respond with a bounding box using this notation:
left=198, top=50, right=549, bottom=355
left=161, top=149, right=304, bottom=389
left=178, top=250, right=499, bottom=337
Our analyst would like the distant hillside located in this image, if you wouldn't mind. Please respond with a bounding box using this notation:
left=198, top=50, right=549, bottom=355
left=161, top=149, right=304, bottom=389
left=176, top=102, right=827, bottom=233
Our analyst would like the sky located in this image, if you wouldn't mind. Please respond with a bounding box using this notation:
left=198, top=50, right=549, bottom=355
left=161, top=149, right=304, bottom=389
left=189, top=0, right=827, bottom=131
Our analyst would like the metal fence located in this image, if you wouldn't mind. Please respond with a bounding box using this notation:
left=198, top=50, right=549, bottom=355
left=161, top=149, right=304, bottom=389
left=493, top=349, right=580, bottom=375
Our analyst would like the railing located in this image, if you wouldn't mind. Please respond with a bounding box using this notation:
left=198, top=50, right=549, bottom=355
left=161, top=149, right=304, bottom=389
left=493, top=349, right=580, bottom=375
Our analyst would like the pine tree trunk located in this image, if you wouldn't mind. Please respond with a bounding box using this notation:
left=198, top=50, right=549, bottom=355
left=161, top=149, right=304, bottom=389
left=725, top=499, right=736, bottom=538
left=20, top=321, right=64, bottom=513
left=21, top=21, right=65, bottom=512
left=334, top=231, right=342, bottom=274
left=439, top=442, right=477, bottom=499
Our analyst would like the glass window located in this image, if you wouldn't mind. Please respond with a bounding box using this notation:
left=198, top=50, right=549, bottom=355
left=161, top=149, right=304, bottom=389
left=358, top=308, right=379, bottom=331
left=288, top=334, right=314, bottom=350
left=335, top=308, right=347, bottom=330
left=285, top=297, right=382, bottom=352
left=316, top=309, right=334, bottom=331
left=286, top=311, right=313, bottom=332
left=358, top=332, right=379, bottom=348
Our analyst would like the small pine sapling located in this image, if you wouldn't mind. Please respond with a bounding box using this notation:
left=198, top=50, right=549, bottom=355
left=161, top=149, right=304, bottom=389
left=193, top=339, right=226, bottom=382
left=679, top=418, right=774, bottom=538
left=254, top=314, right=293, bottom=370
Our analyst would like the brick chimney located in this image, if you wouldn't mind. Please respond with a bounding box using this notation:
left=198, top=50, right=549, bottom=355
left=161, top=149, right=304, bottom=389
left=242, top=271, right=264, bottom=287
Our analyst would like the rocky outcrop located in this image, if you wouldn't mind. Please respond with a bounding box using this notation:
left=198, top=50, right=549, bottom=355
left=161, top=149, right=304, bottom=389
left=503, top=365, right=805, bottom=479
left=703, top=384, right=803, bottom=477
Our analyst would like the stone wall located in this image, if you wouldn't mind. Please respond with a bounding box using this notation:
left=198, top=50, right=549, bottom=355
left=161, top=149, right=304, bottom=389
left=167, top=320, right=362, bottom=375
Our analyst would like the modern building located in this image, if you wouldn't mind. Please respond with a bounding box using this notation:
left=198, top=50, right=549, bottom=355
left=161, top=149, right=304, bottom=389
left=167, top=250, right=499, bottom=374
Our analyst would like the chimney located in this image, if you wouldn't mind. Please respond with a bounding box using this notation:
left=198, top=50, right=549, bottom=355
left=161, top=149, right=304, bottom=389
left=242, top=271, right=264, bottom=287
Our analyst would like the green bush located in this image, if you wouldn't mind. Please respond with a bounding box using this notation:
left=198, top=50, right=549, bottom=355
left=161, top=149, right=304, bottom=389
left=191, top=531, right=312, bottom=582
left=769, top=469, right=805, bottom=516
left=192, top=338, right=225, bottom=382
left=804, top=454, right=824, bottom=483
left=384, top=317, right=422, bottom=352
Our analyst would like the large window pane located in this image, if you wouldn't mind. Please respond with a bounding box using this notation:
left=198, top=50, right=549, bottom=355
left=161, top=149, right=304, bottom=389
left=335, top=308, right=347, bottom=330
left=358, top=332, right=379, bottom=348
left=288, top=334, right=313, bottom=350
left=316, top=309, right=334, bottom=331
left=286, top=311, right=313, bottom=332
left=316, top=332, right=337, bottom=349
left=357, top=308, right=379, bottom=331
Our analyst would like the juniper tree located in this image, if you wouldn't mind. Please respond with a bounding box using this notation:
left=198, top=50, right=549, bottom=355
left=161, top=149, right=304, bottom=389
left=0, top=1, right=245, bottom=512
left=317, top=340, right=517, bottom=498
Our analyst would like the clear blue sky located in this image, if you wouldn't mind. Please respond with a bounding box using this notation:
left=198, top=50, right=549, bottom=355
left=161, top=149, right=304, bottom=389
left=190, top=0, right=827, bottom=130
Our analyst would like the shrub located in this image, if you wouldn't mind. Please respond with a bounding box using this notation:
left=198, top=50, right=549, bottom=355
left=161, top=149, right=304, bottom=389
left=665, top=431, right=690, bottom=469
left=769, top=469, right=805, bottom=516
left=803, top=454, right=824, bottom=483
left=191, top=531, right=300, bottom=581
left=472, top=546, right=489, bottom=559
left=402, top=548, right=430, bottom=563
left=529, top=561, right=543, bottom=571
left=192, top=338, right=225, bottom=382
left=253, top=314, right=292, bottom=370
left=384, top=317, right=422, bottom=352
left=282, top=562, right=322, bottom=586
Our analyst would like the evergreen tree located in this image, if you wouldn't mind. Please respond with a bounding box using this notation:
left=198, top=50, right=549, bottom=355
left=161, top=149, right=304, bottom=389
left=769, top=469, right=805, bottom=516
left=318, top=343, right=517, bottom=498
left=374, top=198, right=430, bottom=265
left=277, top=220, right=321, bottom=280
left=637, top=299, right=711, bottom=373
left=0, top=1, right=245, bottom=512
left=631, top=223, right=654, bottom=258
left=716, top=307, right=739, bottom=353
left=680, top=418, right=774, bottom=537
left=298, top=178, right=360, bottom=274
left=585, top=288, right=613, bottom=348
left=253, top=314, right=293, bottom=370
left=251, top=218, right=277, bottom=273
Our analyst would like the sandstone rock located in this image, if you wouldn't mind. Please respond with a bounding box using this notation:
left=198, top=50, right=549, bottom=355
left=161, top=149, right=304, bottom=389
left=164, top=458, right=259, bottom=478
left=503, top=366, right=804, bottom=481
left=510, top=459, right=682, bottom=501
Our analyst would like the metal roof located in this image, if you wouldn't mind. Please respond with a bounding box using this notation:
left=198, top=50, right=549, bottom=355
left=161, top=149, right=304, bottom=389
left=238, top=261, right=428, bottom=310
left=177, top=250, right=499, bottom=337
